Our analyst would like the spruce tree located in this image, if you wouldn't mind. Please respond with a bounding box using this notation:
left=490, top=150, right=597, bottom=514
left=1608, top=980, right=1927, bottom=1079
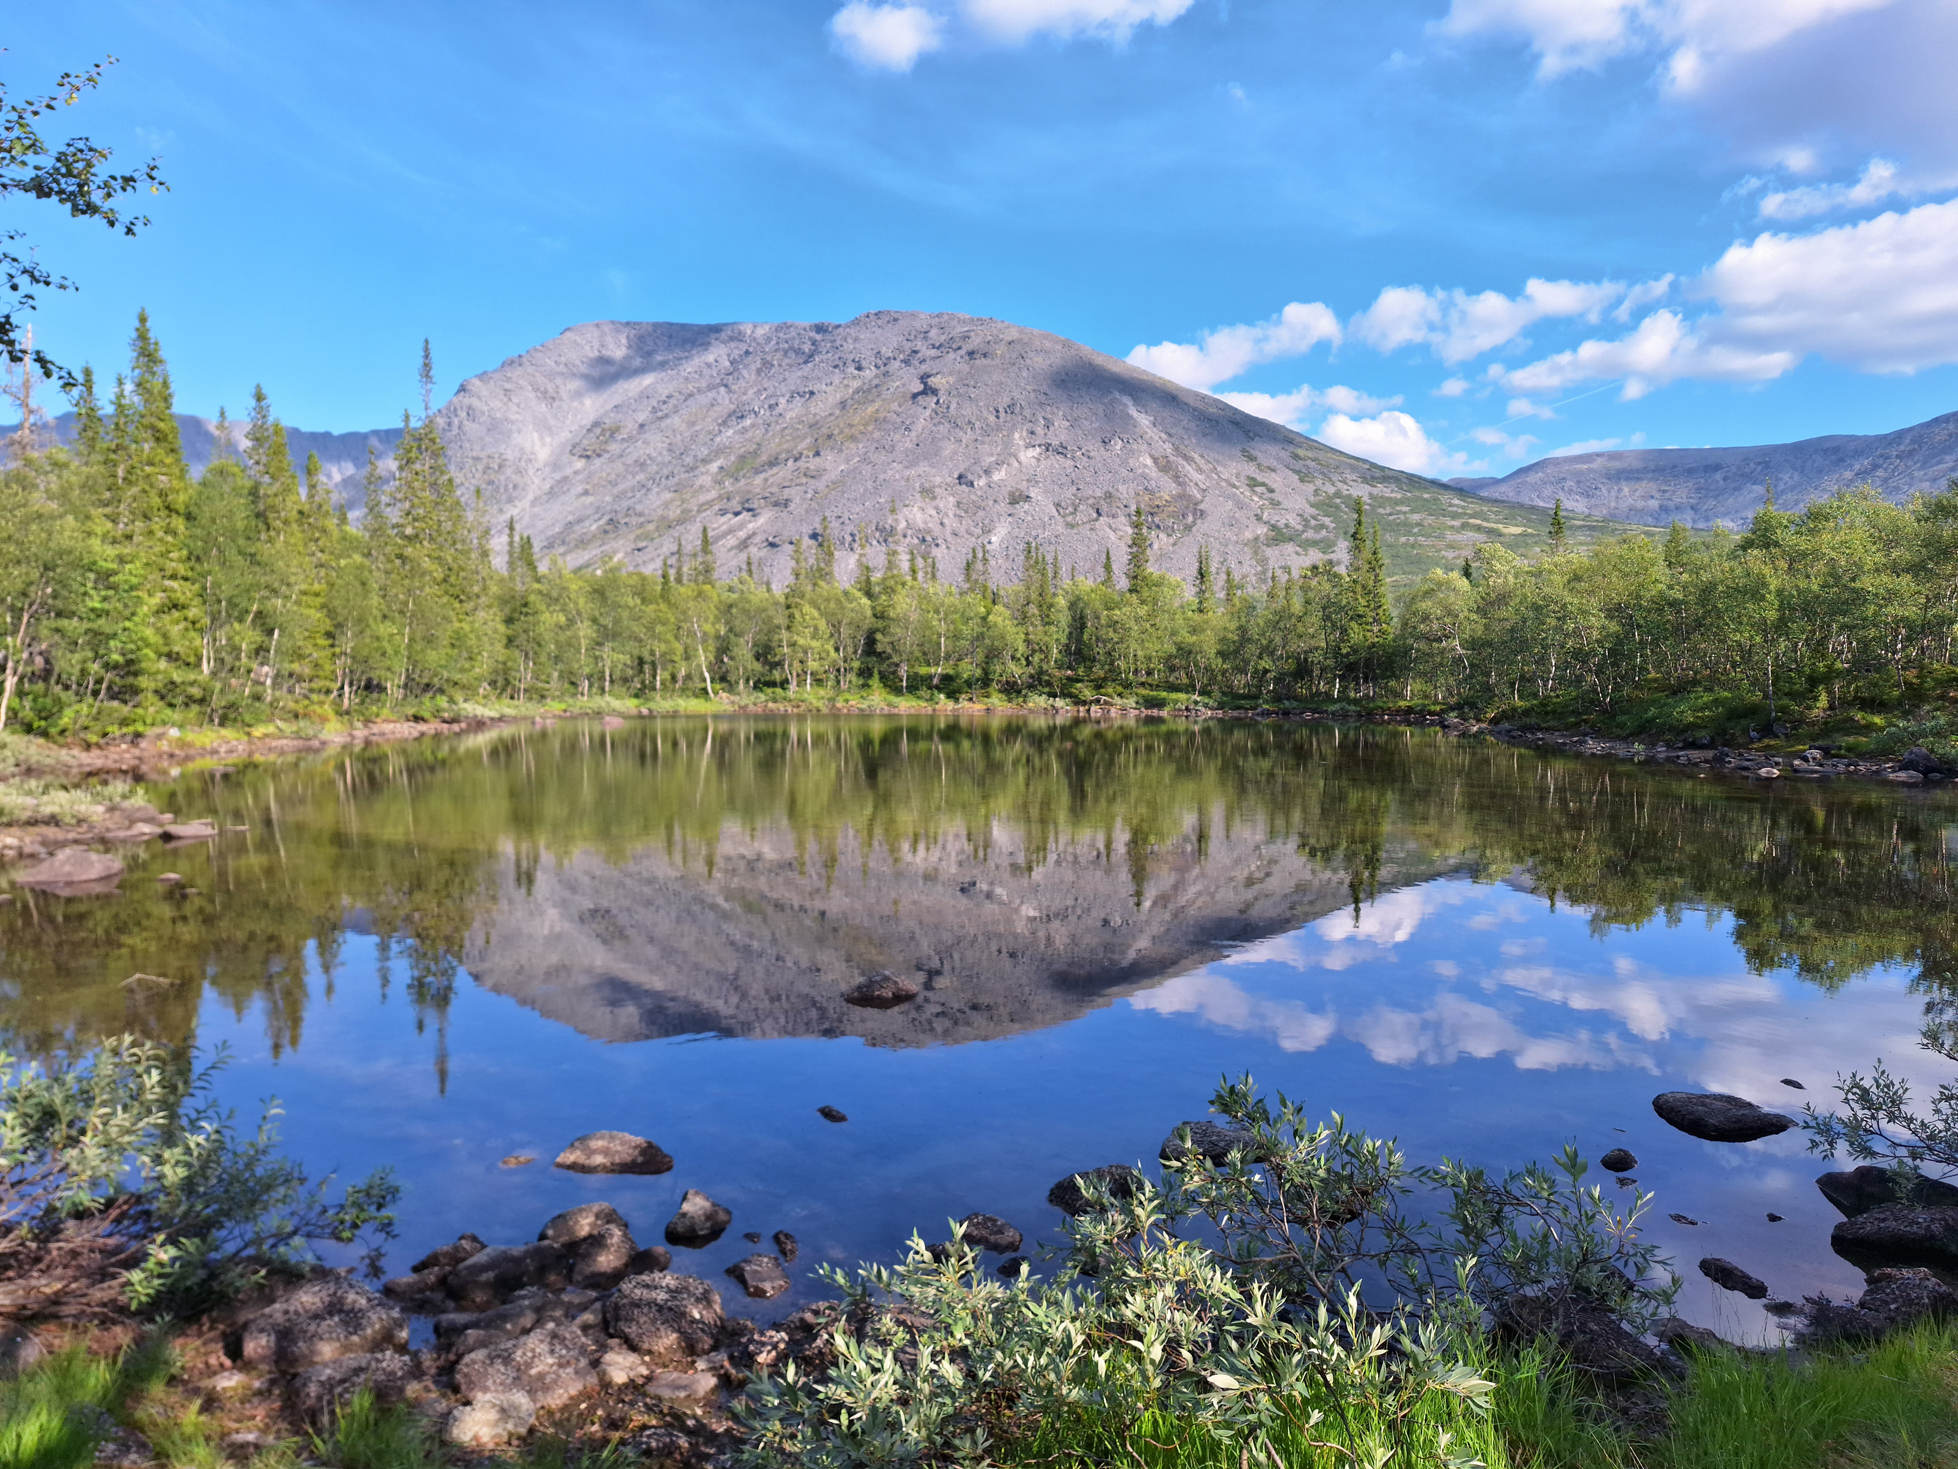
left=1194, top=543, right=1213, bottom=614
left=1126, top=503, right=1150, bottom=592
left=1549, top=497, right=1568, bottom=553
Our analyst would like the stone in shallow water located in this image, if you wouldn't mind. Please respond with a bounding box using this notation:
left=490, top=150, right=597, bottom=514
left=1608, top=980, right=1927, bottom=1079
left=1816, top=1165, right=1958, bottom=1219
left=727, top=1253, right=791, bottom=1299
left=957, top=1213, right=1022, bottom=1254
left=445, top=1242, right=570, bottom=1310
left=1651, top=1092, right=1793, bottom=1143
left=570, top=1225, right=639, bottom=1290
left=16, top=848, right=123, bottom=891
left=1833, top=1204, right=1958, bottom=1270
left=843, top=971, right=920, bottom=1008
left=1599, top=1148, right=1638, bottom=1173
left=817, top=1105, right=849, bottom=1123
left=1698, top=1258, right=1768, bottom=1299
left=773, top=1230, right=799, bottom=1263
left=539, top=1201, right=628, bottom=1246
left=1047, top=1165, right=1142, bottom=1217
left=553, top=1131, right=673, bottom=1175
left=1160, top=1121, right=1261, bottom=1166
left=665, top=1189, right=732, bottom=1247
left=605, top=1273, right=725, bottom=1361
left=412, top=1232, right=485, bottom=1272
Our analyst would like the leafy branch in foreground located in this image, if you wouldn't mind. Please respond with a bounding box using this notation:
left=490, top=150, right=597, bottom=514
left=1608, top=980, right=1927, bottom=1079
left=0, top=1036, right=398, bottom=1319
left=736, top=1075, right=1675, bottom=1469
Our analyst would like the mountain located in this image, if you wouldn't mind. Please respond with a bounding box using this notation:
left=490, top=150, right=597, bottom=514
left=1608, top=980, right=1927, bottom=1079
left=432, top=312, right=1644, bottom=584
left=1449, top=409, right=1958, bottom=529
left=28, top=412, right=403, bottom=508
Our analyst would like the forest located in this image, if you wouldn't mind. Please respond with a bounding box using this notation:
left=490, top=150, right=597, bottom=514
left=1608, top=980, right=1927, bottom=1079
left=3, top=317, right=1958, bottom=742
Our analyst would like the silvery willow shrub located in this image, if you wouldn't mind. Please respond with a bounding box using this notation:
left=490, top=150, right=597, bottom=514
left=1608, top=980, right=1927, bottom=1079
left=1803, top=1012, right=1958, bottom=1184
left=0, top=1036, right=398, bottom=1318
left=735, top=1076, right=1674, bottom=1469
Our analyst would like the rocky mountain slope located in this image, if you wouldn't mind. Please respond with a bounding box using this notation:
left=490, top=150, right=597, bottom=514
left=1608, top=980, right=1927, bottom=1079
left=1450, top=409, right=1958, bottom=528
left=432, top=312, right=1638, bottom=585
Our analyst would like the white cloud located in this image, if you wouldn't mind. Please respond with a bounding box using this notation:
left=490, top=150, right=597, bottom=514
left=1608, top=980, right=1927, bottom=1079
left=1219, top=382, right=1400, bottom=432
left=1504, top=396, right=1556, bottom=419
left=1127, top=301, right=1342, bottom=391
left=1435, top=377, right=1471, bottom=397
left=1493, top=197, right=1958, bottom=394
left=1612, top=275, right=1674, bottom=321
left=830, top=2, right=945, bottom=68
left=1351, top=278, right=1630, bottom=363
left=1131, top=974, right=1338, bottom=1053
left=1436, top=0, right=1900, bottom=83
left=962, top=0, right=1195, bottom=43
left=1471, top=427, right=1540, bottom=459
left=1759, top=158, right=1909, bottom=221
left=1317, top=410, right=1468, bottom=477
left=1545, top=436, right=1631, bottom=457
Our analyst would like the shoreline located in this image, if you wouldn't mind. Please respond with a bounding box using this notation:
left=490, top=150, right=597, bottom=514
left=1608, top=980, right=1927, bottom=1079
left=1, top=702, right=1947, bottom=867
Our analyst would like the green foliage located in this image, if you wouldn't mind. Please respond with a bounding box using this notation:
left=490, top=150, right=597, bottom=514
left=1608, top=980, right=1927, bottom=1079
left=310, top=1389, right=441, bottom=1469
left=0, top=1037, right=398, bottom=1317
left=0, top=1334, right=174, bottom=1469
left=736, top=1077, right=1670, bottom=1469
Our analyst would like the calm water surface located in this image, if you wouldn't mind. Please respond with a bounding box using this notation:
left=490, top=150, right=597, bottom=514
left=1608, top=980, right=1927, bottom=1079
left=5, top=717, right=1957, bottom=1343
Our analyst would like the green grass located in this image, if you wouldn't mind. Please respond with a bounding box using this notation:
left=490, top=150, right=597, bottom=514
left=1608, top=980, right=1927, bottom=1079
left=0, top=1336, right=174, bottom=1469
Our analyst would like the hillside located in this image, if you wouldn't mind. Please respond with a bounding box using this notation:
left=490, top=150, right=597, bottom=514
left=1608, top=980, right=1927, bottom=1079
left=432, top=312, right=1645, bottom=585
left=1450, top=409, right=1958, bottom=529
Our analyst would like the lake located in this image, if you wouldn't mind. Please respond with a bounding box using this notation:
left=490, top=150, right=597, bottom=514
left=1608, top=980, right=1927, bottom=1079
left=4, top=715, right=1955, bottom=1344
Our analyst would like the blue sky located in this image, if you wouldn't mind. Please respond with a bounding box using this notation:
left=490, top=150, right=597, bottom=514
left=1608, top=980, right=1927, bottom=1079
left=11, top=0, right=1958, bottom=477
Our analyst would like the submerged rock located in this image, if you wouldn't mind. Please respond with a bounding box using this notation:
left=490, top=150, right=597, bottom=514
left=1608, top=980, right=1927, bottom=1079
left=773, top=1230, right=799, bottom=1263
left=627, top=1245, right=673, bottom=1276
left=817, top=1105, right=849, bottom=1123
left=1159, top=1121, right=1261, bottom=1166
left=1698, top=1258, right=1768, bottom=1299
left=16, top=848, right=123, bottom=892
left=843, top=971, right=920, bottom=1009
left=1599, top=1148, right=1638, bottom=1173
left=1651, top=1092, right=1794, bottom=1143
left=957, top=1213, right=1023, bottom=1254
left=553, top=1131, right=673, bottom=1175
left=240, top=1277, right=407, bottom=1374
left=665, top=1189, right=732, bottom=1248
left=161, top=821, right=217, bottom=842
left=1047, top=1165, right=1143, bottom=1218
left=446, top=1242, right=570, bottom=1311
left=570, top=1225, right=639, bottom=1290
left=539, top=1202, right=628, bottom=1246
left=727, top=1253, right=792, bottom=1299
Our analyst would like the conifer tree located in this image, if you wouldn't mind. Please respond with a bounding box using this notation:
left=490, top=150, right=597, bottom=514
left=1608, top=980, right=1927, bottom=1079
left=1126, top=503, right=1150, bottom=592
left=1549, top=497, right=1568, bottom=553
left=1194, top=543, right=1213, bottom=614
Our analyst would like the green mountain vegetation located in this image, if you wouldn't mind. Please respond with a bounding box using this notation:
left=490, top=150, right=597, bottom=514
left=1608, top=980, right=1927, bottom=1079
left=2, top=319, right=1956, bottom=746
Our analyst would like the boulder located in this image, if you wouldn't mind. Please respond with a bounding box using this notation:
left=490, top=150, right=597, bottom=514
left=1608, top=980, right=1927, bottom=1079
left=454, top=1323, right=597, bottom=1409
left=381, top=1268, right=449, bottom=1304
left=773, top=1230, right=799, bottom=1263
left=1159, top=1121, right=1261, bottom=1166
left=412, top=1233, right=486, bottom=1272
left=600, top=715, right=627, bottom=730
left=161, top=821, right=217, bottom=842
left=997, top=1256, right=1029, bottom=1279
left=1654, top=1318, right=1729, bottom=1356
left=240, top=1276, right=408, bottom=1374
left=444, top=1288, right=597, bottom=1359
left=1651, top=1092, right=1794, bottom=1143
left=842, top=971, right=920, bottom=1008
left=1832, top=1205, right=1958, bottom=1270
left=553, top=1131, right=673, bottom=1175
left=445, top=1242, right=570, bottom=1310
left=665, top=1189, right=732, bottom=1247
left=0, top=1326, right=46, bottom=1378
left=1900, top=747, right=1954, bottom=776
left=727, top=1253, right=792, bottom=1299
left=539, top=1202, right=628, bottom=1247
left=1599, top=1148, right=1638, bottom=1173
left=644, top=1371, right=720, bottom=1400
left=1698, top=1258, right=1768, bottom=1299
left=596, top=1348, right=650, bottom=1386
left=604, top=1273, right=725, bottom=1362
left=817, top=1105, right=849, bottom=1123
left=957, top=1213, right=1022, bottom=1254
left=1047, top=1164, right=1143, bottom=1217
left=570, top=1225, right=639, bottom=1290
left=445, top=1393, right=536, bottom=1448
left=286, top=1352, right=413, bottom=1424
left=1816, top=1165, right=1958, bottom=1218
left=1857, top=1267, right=1958, bottom=1329
left=1494, top=1296, right=1673, bottom=1385
left=627, top=1245, right=672, bottom=1276
left=15, top=848, right=123, bottom=892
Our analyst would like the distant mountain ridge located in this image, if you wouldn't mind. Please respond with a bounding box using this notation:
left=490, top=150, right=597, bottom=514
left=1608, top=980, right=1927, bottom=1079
left=428, top=311, right=1634, bottom=584
left=26, top=411, right=402, bottom=510
left=1450, top=409, right=1958, bottom=528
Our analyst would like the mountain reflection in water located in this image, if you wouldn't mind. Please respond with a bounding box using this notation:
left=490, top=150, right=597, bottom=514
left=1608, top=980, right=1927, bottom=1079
left=4, top=716, right=1958, bottom=1342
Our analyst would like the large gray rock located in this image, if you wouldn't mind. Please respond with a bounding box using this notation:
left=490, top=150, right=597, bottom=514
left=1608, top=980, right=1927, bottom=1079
left=445, top=1243, right=570, bottom=1310
left=1858, top=1267, right=1958, bottom=1327
left=240, top=1277, right=407, bottom=1374
left=15, top=848, right=123, bottom=892
left=454, top=1323, right=597, bottom=1409
left=604, top=1273, right=724, bottom=1362
left=286, top=1352, right=414, bottom=1424
left=1159, top=1121, right=1261, bottom=1166
left=1047, top=1165, right=1143, bottom=1218
left=1698, top=1258, right=1768, bottom=1299
left=726, top=1254, right=791, bottom=1299
left=843, top=971, right=920, bottom=1009
left=1651, top=1092, right=1794, bottom=1143
left=412, top=1232, right=485, bottom=1272
left=664, top=1189, right=732, bottom=1248
left=570, top=1225, right=639, bottom=1290
left=1817, top=1165, right=1958, bottom=1218
left=553, top=1132, right=673, bottom=1175
left=442, top=1287, right=597, bottom=1359
left=957, top=1213, right=1022, bottom=1255
left=445, top=1393, right=535, bottom=1447
left=539, top=1202, right=628, bottom=1246
left=1832, top=1205, right=1958, bottom=1270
